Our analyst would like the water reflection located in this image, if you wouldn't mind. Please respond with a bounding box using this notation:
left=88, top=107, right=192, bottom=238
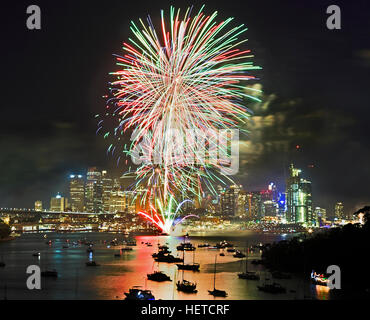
left=0, top=231, right=321, bottom=300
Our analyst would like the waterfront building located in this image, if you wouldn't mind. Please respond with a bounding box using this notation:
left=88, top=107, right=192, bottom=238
left=246, top=191, right=263, bottom=220
left=286, top=164, right=314, bottom=225
left=50, top=194, right=68, bottom=212
left=237, top=190, right=247, bottom=217
left=34, top=200, right=43, bottom=212
left=334, top=202, right=345, bottom=220
left=315, top=207, right=327, bottom=225
left=109, top=190, right=126, bottom=213
left=85, top=167, right=103, bottom=213
left=69, top=174, right=85, bottom=212
left=277, top=193, right=286, bottom=219
left=102, top=170, right=114, bottom=213
left=263, top=200, right=278, bottom=217
left=220, top=184, right=242, bottom=217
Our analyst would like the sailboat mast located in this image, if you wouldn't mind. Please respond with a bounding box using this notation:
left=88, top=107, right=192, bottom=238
left=213, top=254, right=217, bottom=289
left=246, top=242, right=248, bottom=273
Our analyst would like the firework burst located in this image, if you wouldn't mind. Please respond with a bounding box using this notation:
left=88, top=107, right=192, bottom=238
left=100, top=6, right=261, bottom=233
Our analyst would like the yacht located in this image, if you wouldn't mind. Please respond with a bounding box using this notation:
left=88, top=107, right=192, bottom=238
left=238, top=246, right=260, bottom=280
left=208, top=255, right=227, bottom=297
left=233, top=250, right=246, bottom=258
left=154, top=254, right=183, bottom=263
left=147, top=271, right=171, bottom=282
left=176, top=280, right=197, bottom=293
left=124, top=286, right=155, bottom=300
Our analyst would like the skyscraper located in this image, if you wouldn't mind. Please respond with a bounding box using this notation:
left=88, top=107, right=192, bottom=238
left=85, top=167, right=103, bottom=213
left=315, top=207, right=327, bottom=225
left=34, top=200, right=43, bottom=212
left=220, top=185, right=241, bottom=217
left=246, top=191, right=263, bottom=220
left=335, top=202, right=345, bottom=220
left=69, top=174, right=85, bottom=212
left=286, top=164, right=314, bottom=225
left=50, top=194, right=68, bottom=212
left=101, top=170, right=114, bottom=213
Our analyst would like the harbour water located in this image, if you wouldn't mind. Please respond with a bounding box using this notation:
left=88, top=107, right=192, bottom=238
left=0, top=231, right=331, bottom=300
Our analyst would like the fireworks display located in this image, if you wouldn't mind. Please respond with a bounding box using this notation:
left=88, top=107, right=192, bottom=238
left=100, top=6, right=261, bottom=233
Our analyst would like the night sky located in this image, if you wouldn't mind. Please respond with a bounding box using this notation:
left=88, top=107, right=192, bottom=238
left=0, top=0, right=369, bottom=216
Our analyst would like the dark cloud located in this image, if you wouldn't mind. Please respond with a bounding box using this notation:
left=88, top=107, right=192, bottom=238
left=0, top=0, right=369, bottom=216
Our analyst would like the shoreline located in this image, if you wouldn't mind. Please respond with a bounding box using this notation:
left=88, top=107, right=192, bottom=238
left=0, top=235, right=16, bottom=242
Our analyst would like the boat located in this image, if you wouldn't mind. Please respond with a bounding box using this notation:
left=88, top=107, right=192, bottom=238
left=226, top=248, right=236, bottom=253
left=272, top=271, right=291, bottom=279
left=208, top=288, right=228, bottom=297
left=233, top=250, right=246, bottom=258
left=238, top=245, right=260, bottom=280
left=177, top=234, right=196, bottom=251
left=208, top=255, right=227, bottom=297
left=121, top=247, right=133, bottom=251
left=238, top=271, right=260, bottom=280
left=86, top=261, right=100, bottom=266
left=176, top=279, right=197, bottom=293
left=147, top=271, right=172, bottom=282
left=110, top=239, right=119, bottom=246
left=176, top=250, right=200, bottom=271
left=257, top=282, right=286, bottom=294
left=198, top=243, right=210, bottom=248
left=158, top=244, right=169, bottom=250
left=124, top=286, right=155, bottom=300
left=177, top=243, right=196, bottom=251
left=177, top=263, right=200, bottom=271
left=219, top=252, right=225, bottom=256
left=216, top=240, right=234, bottom=249
left=154, top=254, right=183, bottom=263
left=41, top=269, right=58, bottom=277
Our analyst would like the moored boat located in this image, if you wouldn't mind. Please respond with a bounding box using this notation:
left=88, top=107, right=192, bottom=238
left=147, top=271, right=171, bottom=282
left=177, top=280, right=197, bottom=293
left=124, top=286, right=155, bottom=300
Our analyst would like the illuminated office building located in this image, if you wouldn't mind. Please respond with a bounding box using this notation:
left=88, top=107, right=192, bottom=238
left=335, top=202, right=345, bottom=220
left=85, top=167, right=103, bottom=213
left=69, top=174, right=85, bottom=212
left=220, top=185, right=242, bottom=217
left=50, top=194, right=68, bottom=212
left=246, top=191, right=263, bottom=220
left=286, top=164, right=314, bottom=225
left=102, top=170, right=114, bottom=213
left=315, top=207, right=327, bottom=225
left=34, top=200, right=43, bottom=212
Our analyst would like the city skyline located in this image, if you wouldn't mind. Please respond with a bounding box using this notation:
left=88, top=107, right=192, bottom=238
left=7, top=163, right=349, bottom=223
left=1, top=1, right=369, bottom=213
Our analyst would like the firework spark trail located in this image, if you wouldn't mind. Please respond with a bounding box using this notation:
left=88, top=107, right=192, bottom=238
left=101, top=6, right=261, bottom=233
